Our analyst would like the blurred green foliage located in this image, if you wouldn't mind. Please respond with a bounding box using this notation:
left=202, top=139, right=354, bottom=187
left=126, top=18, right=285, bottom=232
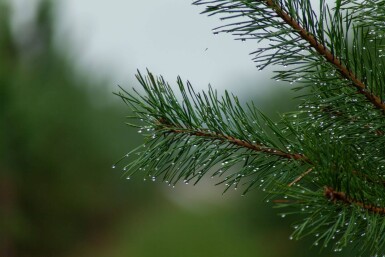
left=0, top=1, right=150, bottom=256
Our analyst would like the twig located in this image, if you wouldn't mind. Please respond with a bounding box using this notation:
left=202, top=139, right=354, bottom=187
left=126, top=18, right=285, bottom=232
left=288, top=167, right=314, bottom=187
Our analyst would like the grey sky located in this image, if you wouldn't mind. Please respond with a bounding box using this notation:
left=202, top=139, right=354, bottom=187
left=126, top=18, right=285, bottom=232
left=54, top=0, right=272, bottom=94
left=11, top=0, right=327, bottom=95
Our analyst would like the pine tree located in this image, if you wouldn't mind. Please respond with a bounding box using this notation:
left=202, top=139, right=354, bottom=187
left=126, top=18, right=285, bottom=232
left=115, top=0, right=385, bottom=255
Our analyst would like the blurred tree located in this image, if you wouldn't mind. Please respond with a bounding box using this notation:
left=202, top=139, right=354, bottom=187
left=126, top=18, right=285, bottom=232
left=0, top=1, right=148, bottom=256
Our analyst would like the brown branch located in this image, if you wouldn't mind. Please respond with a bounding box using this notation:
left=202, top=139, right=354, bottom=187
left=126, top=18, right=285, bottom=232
left=157, top=121, right=311, bottom=162
left=288, top=167, right=314, bottom=187
left=264, top=0, right=385, bottom=113
left=324, top=186, right=385, bottom=214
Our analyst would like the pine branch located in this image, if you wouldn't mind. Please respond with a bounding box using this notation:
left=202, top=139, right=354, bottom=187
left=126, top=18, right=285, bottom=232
left=195, top=0, right=385, bottom=124
left=263, top=0, right=385, bottom=113
left=115, top=71, right=311, bottom=192
left=117, top=0, right=385, bottom=255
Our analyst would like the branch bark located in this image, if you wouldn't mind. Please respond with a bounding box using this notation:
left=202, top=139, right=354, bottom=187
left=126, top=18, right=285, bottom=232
left=156, top=119, right=311, bottom=162
left=324, top=186, right=385, bottom=214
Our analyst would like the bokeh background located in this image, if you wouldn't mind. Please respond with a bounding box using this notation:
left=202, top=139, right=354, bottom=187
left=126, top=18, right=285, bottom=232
left=1, top=0, right=351, bottom=256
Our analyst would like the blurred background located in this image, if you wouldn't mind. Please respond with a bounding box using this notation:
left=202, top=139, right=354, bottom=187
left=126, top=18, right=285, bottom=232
left=0, top=0, right=349, bottom=256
